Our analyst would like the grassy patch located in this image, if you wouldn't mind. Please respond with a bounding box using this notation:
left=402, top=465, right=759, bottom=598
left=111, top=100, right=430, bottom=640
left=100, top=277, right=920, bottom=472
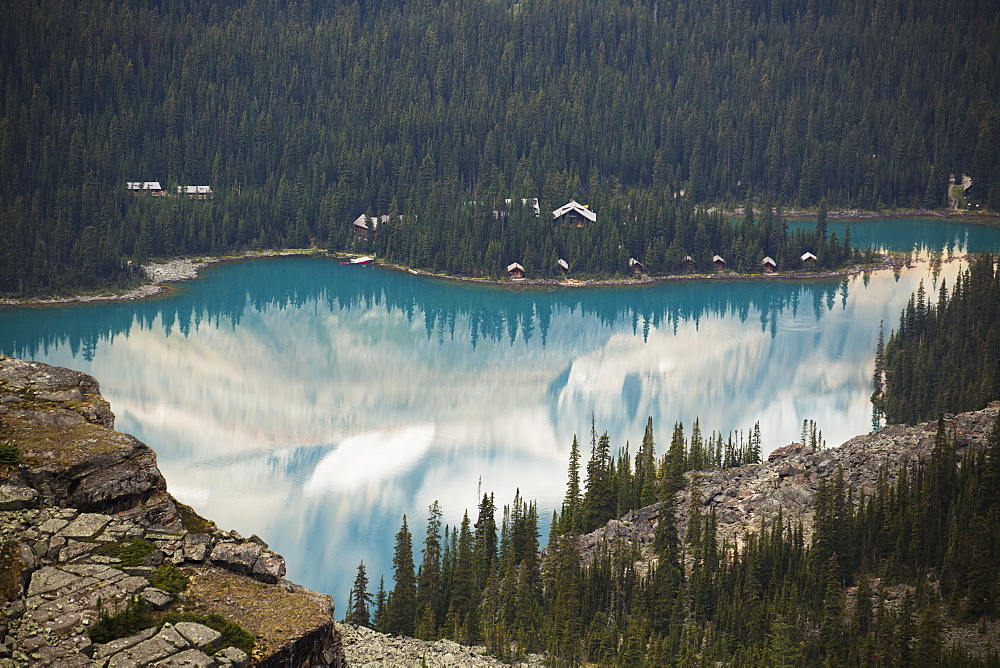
left=10, top=418, right=125, bottom=468
left=94, top=537, right=155, bottom=567
left=176, top=502, right=215, bottom=534
left=185, top=567, right=330, bottom=661
left=148, top=563, right=189, bottom=595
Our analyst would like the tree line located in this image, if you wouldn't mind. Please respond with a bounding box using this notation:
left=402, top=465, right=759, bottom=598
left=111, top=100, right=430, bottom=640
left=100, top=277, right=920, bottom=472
left=360, top=197, right=864, bottom=279
left=874, top=253, right=1000, bottom=425
left=2, top=0, right=998, bottom=294
left=344, top=413, right=1000, bottom=665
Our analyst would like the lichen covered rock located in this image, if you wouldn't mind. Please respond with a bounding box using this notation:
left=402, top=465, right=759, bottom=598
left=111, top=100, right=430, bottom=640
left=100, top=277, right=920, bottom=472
left=0, top=357, right=346, bottom=666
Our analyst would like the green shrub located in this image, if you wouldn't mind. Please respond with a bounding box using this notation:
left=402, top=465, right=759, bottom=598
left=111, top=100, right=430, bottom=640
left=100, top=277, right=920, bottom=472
left=87, top=596, right=155, bottom=643
left=94, top=537, right=155, bottom=567
left=0, top=442, right=18, bottom=466
left=148, top=563, right=189, bottom=595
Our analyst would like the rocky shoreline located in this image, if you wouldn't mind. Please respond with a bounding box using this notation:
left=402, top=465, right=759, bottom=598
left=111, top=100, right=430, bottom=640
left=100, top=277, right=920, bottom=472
left=0, top=250, right=893, bottom=306
left=762, top=207, right=999, bottom=222
left=1, top=210, right=997, bottom=307
left=335, top=623, right=544, bottom=667
left=379, top=256, right=900, bottom=290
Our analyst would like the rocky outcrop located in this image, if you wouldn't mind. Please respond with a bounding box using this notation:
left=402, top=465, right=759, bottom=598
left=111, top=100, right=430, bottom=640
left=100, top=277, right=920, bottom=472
left=575, top=402, right=1000, bottom=563
left=0, top=356, right=177, bottom=526
left=335, top=622, right=544, bottom=667
left=0, top=356, right=345, bottom=666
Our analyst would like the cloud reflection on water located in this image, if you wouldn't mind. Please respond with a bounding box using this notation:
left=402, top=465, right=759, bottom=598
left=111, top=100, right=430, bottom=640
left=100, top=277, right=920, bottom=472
left=2, top=220, right=998, bottom=608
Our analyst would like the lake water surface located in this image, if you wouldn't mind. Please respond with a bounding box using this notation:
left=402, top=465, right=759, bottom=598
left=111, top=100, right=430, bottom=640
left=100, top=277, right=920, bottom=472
left=2, top=217, right=999, bottom=610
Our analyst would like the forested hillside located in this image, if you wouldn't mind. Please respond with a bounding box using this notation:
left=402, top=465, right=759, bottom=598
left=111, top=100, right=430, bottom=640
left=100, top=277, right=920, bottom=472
left=2, top=0, right=999, bottom=293
left=875, top=254, right=1000, bottom=425
left=349, top=414, right=1000, bottom=665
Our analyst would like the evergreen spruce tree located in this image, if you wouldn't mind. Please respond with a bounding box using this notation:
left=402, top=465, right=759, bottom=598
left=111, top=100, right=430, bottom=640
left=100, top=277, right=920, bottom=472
left=385, top=515, right=417, bottom=637
left=660, top=421, right=687, bottom=500
left=416, top=500, right=444, bottom=639
left=638, top=417, right=658, bottom=507
left=560, top=435, right=582, bottom=535
left=345, top=561, right=373, bottom=627
left=373, top=576, right=387, bottom=631
left=449, top=511, right=476, bottom=642
left=581, top=431, right=615, bottom=531
left=474, top=493, right=497, bottom=590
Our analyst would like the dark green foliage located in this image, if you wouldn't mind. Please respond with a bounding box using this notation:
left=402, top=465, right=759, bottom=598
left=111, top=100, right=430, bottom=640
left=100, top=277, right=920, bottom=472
left=558, top=436, right=582, bottom=536
left=581, top=430, right=615, bottom=533
left=147, top=563, right=189, bottom=595
left=87, top=596, right=154, bottom=644
left=415, top=500, right=444, bottom=639
left=0, top=443, right=18, bottom=466
left=383, top=515, right=417, bottom=637
left=882, top=255, right=1000, bottom=423
left=636, top=417, right=658, bottom=508
left=345, top=561, right=372, bottom=627
left=365, top=410, right=1000, bottom=664
left=372, top=577, right=387, bottom=631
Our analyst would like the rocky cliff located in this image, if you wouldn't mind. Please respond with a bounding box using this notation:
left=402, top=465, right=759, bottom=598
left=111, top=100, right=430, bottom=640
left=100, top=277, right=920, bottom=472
left=574, top=402, right=1000, bottom=565
left=0, top=356, right=346, bottom=666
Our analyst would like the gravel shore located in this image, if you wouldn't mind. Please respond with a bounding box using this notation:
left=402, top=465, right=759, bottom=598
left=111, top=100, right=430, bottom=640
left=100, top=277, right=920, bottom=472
left=0, top=249, right=924, bottom=306
left=0, top=250, right=318, bottom=306
left=335, top=623, right=545, bottom=667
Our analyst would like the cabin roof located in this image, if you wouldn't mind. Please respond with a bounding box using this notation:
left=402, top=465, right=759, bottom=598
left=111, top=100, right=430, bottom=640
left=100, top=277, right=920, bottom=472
left=557, top=258, right=569, bottom=270
left=507, top=262, right=525, bottom=272
left=713, top=255, right=725, bottom=263
left=126, top=181, right=162, bottom=190
left=552, top=200, right=597, bottom=222
left=762, top=256, right=777, bottom=266
left=178, top=185, right=212, bottom=194
left=801, top=252, right=817, bottom=261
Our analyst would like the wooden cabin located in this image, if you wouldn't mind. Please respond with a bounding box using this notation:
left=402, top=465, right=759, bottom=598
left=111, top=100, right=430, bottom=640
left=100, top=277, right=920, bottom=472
left=557, top=258, right=569, bottom=275
left=507, top=262, right=525, bottom=279
left=126, top=181, right=164, bottom=196
left=762, top=256, right=777, bottom=273
left=629, top=257, right=645, bottom=274
left=682, top=255, right=695, bottom=272
left=178, top=185, right=213, bottom=199
left=352, top=214, right=377, bottom=238
left=353, top=213, right=407, bottom=238
left=713, top=255, right=726, bottom=271
left=800, top=251, right=817, bottom=268
left=552, top=200, right=597, bottom=227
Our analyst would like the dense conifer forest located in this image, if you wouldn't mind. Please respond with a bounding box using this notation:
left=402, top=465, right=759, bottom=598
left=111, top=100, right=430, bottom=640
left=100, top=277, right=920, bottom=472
left=2, top=0, right=999, bottom=293
left=875, top=254, right=1000, bottom=425
left=348, top=415, right=1000, bottom=665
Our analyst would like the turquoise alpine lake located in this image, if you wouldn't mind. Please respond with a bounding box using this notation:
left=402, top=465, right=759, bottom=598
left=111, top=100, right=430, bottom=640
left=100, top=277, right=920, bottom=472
left=2, top=217, right=999, bottom=610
